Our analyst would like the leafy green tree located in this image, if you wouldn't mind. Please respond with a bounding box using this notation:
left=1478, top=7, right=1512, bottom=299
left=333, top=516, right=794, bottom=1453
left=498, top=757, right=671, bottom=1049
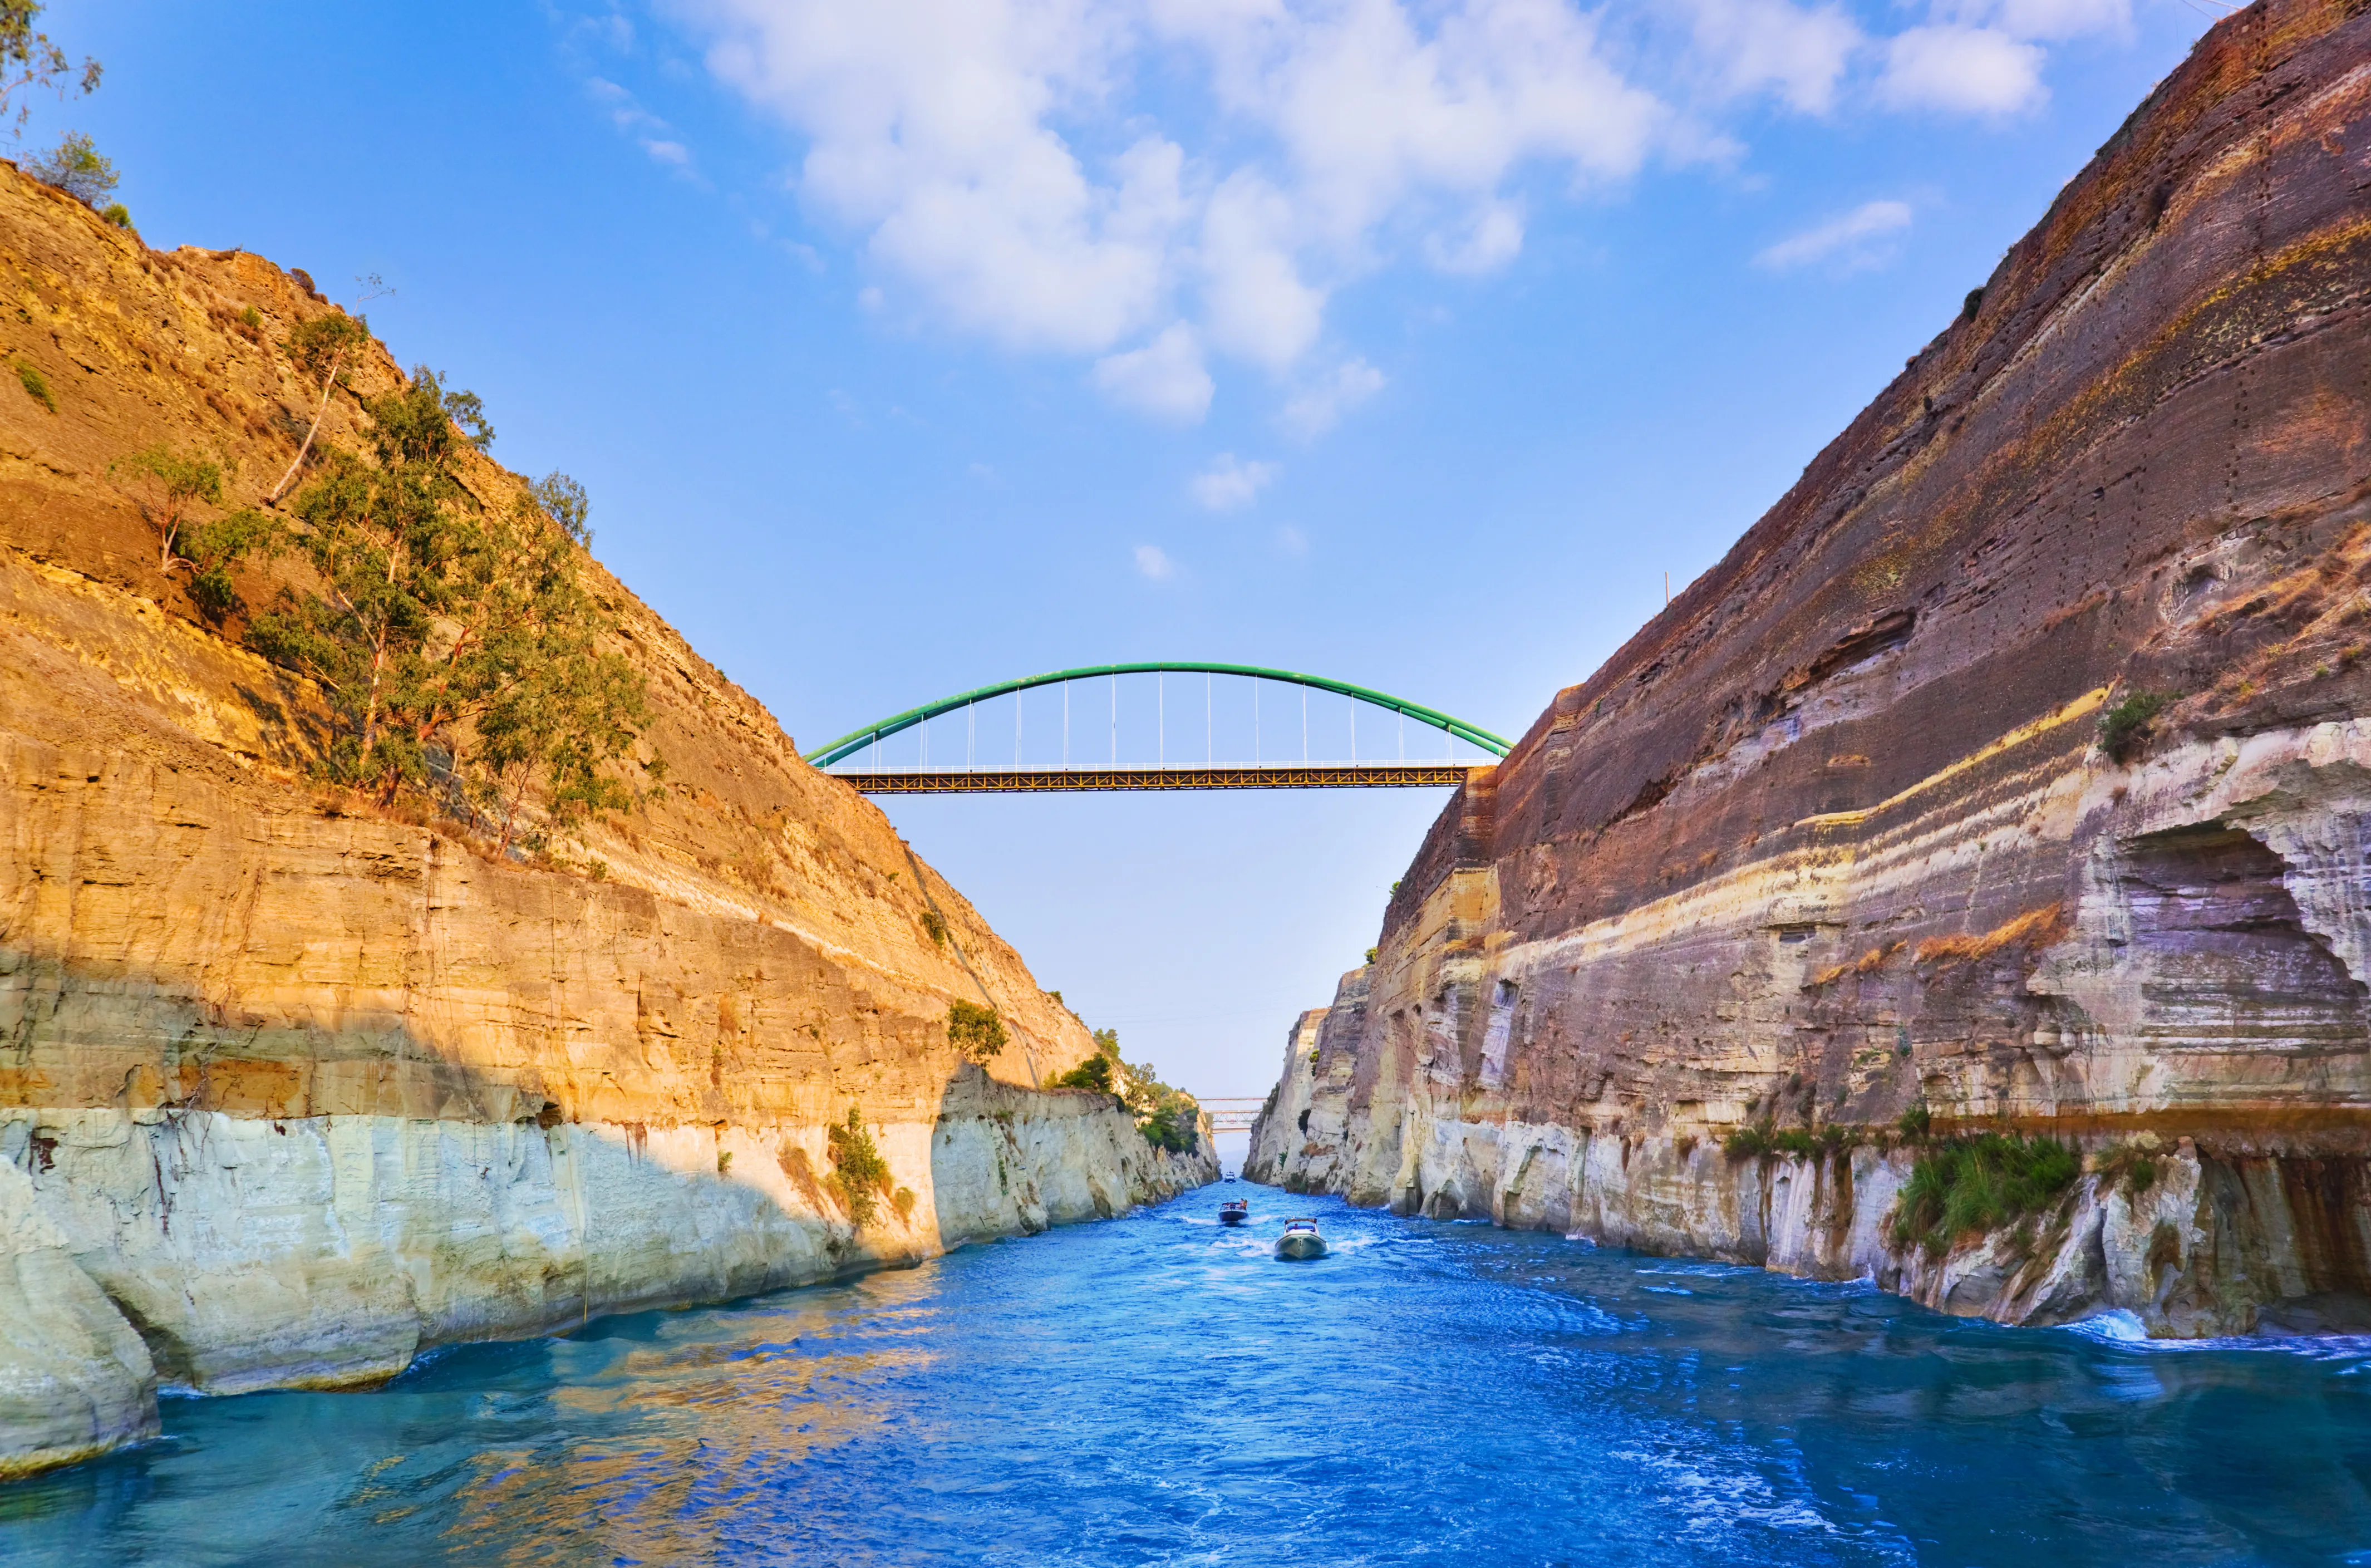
left=109, top=444, right=274, bottom=618
left=0, top=2, right=99, bottom=137
left=1052, top=1053, right=1113, bottom=1093
left=24, top=128, right=111, bottom=205
left=947, top=999, right=1007, bottom=1062
left=1097, top=1028, right=1201, bottom=1155
left=253, top=368, right=651, bottom=819
left=265, top=312, right=372, bottom=504
left=112, top=444, right=223, bottom=572
left=826, top=1107, right=889, bottom=1229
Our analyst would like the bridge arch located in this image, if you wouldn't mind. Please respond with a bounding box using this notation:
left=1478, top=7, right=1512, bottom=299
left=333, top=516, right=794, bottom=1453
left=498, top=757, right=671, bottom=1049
left=803, top=662, right=1511, bottom=768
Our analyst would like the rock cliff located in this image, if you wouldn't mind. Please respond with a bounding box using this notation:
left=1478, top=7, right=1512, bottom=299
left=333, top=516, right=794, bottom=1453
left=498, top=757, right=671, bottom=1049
left=1254, top=0, right=2371, bottom=1339
left=0, top=164, right=1211, bottom=1476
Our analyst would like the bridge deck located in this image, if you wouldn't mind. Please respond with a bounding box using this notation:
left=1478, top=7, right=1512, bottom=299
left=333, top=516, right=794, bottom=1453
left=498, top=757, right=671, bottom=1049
left=829, top=763, right=1483, bottom=794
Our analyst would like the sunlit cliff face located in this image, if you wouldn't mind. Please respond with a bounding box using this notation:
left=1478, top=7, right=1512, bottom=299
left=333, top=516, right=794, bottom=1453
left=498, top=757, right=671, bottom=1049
left=1255, top=0, right=2371, bottom=1340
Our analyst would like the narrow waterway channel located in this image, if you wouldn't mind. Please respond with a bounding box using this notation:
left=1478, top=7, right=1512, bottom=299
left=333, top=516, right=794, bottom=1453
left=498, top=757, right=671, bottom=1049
left=7, top=1190, right=2370, bottom=1565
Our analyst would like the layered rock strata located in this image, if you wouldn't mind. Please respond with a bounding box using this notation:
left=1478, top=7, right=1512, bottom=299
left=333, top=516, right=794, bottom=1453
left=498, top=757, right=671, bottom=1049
left=1254, top=0, right=2371, bottom=1338
left=0, top=166, right=1209, bottom=1475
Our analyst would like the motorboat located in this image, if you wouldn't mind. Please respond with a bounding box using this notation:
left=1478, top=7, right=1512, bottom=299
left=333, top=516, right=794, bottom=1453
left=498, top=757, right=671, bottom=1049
left=1275, top=1218, right=1327, bottom=1260
left=1224, top=1173, right=1239, bottom=1183
left=1219, top=1198, right=1250, bottom=1226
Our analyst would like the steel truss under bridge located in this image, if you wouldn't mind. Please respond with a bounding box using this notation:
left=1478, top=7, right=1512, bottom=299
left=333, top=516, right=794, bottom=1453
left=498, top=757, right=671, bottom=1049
left=804, top=662, right=1510, bottom=794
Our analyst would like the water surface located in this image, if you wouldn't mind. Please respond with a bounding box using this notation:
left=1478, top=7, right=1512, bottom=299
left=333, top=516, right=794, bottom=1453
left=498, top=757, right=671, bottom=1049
left=6, top=1191, right=2370, bottom=1565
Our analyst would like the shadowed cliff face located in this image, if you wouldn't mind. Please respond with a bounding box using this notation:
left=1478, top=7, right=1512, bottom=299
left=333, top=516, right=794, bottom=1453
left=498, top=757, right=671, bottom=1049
left=1255, top=0, right=2371, bottom=1338
left=0, top=163, right=1213, bottom=1474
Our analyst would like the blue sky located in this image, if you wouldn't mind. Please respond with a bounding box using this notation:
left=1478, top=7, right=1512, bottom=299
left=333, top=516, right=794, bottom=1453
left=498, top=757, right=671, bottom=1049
left=53, top=1, right=2217, bottom=1121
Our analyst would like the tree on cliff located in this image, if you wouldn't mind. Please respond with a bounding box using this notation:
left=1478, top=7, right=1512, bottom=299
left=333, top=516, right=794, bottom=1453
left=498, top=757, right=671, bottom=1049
left=252, top=367, right=656, bottom=833
left=265, top=312, right=371, bottom=504
left=110, top=443, right=276, bottom=621
left=0, top=2, right=100, bottom=137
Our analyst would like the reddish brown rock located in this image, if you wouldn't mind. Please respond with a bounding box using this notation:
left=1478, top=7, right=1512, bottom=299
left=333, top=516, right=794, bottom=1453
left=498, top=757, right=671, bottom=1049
left=1254, top=0, right=2371, bottom=1337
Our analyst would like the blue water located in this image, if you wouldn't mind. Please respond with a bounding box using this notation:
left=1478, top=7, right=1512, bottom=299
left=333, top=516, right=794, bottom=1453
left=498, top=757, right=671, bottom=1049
left=6, top=1191, right=2371, bottom=1565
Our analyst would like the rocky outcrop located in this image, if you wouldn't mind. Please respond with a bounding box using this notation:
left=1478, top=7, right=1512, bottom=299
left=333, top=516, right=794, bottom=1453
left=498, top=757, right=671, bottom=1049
left=0, top=164, right=1208, bottom=1473
left=1255, top=0, right=2371, bottom=1338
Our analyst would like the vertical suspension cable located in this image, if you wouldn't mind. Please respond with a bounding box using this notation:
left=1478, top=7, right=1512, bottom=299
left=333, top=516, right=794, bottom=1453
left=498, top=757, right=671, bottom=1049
left=1206, top=672, right=1212, bottom=764
left=1111, top=674, right=1117, bottom=765
left=1302, top=687, right=1307, bottom=761
left=1254, top=683, right=1260, bottom=766
left=1350, top=695, right=1356, bottom=764
left=966, top=700, right=974, bottom=770
left=1015, top=688, right=1023, bottom=767
left=1158, top=673, right=1164, bottom=769
left=1063, top=684, right=1069, bottom=769
left=1399, top=709, right=1404, bottom=762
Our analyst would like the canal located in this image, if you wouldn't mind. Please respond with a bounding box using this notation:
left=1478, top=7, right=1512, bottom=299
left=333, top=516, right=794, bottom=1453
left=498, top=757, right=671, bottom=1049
left=5, top=1189, right=2369, bottom=1564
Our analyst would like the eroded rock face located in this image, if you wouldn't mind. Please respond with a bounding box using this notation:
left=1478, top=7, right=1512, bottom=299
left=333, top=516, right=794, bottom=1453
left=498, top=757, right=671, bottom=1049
left=0, top=1161, right=156, bottom=1478
left=1255, top=0, right=2371, bottom=1338
left=0, top=166, right=1211, bottom=1470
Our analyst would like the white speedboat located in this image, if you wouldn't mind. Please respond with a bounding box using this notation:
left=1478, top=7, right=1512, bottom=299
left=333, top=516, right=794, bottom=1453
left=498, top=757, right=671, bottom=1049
left=1275, top=1218, right=1326, bottom=1260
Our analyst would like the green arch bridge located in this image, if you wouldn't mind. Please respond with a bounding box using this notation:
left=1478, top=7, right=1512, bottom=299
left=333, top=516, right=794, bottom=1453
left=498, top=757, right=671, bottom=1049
left=804, top=662, right=1510, bottom=794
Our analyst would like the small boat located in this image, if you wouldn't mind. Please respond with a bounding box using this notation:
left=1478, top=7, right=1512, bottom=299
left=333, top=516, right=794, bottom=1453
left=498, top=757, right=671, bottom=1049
left=1219, top=1198, right=1250, bottom=1226
left=1275, top=1218, right=1327, bottom=1260
left=1224, top=1173, right=1239, bottom=1183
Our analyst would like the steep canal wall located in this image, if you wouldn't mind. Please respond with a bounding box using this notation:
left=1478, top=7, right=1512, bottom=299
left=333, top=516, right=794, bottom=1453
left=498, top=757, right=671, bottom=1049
left=0, top=164, right=1210, bottom=1478
left=1255, top=0, right=2371, bottom=1339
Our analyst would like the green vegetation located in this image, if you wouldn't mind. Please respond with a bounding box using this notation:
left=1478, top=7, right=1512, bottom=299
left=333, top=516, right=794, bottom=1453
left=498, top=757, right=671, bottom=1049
left=1890, top=1133, right=2080, bottom=1256
left=1897, top=1101, right=1932, bottom=1139
left=1726, top=1119, right=1863, bottom=1161
left=1364, top=946, right=1378, bottom=965
left=249, top=370, right=653, bottom=840
left=23, top=128, right=114, bottom=207
left=0, top=3, right=101, bottom=137
left=111, top=444, right=275, bottom=620
left=2099, top=691, right=2170, bottom=763
left=1083, top=1026, right=1199, bottom=1154
left=921, top=907, right=949, bottom=947
left=99, top=200, right=126, bottom=228
left=947, top=998, right=1006, bottom=1061
left=1052, top=1053, right=1113, bottom=1093
left=267, top=312, right=372, bottom=503
left=14, top=357, right=51, bottom=412
left=2093, top=1141, right=2161, bottom=1198
left=825, top=1106, right=890, bottom=1229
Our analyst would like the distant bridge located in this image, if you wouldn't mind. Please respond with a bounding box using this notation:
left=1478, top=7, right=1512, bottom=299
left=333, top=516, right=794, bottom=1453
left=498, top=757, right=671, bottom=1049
left=805, top=662, right=1509, bottom=794
left=1197, top=1098, right=1267, bottom=1133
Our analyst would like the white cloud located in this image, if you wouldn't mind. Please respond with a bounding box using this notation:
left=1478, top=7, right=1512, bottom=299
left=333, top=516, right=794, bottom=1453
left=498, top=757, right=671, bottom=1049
left=586, top=76, right=701, bottom=171
left=1424, top=199, right=1526, bottom=274
left=1091, top=323, right=1214, bottom=424
left=1280, top=357, right=1386, bottom=440
left=653, top=0, right=2167, bottom=421
left=1190, top=453, right=1279, bottom=511
left=1878, top=26, right=2046, bottom=115
left=1755, top=198, right=1913, bottom=271
left=1134, top=543, right=1174, bottom=579
left=1993, top=0, right=2129, bottom=42
left=669, top=0, right=1672, bottom=426
left=1681, top=0, right=1861, bottom=115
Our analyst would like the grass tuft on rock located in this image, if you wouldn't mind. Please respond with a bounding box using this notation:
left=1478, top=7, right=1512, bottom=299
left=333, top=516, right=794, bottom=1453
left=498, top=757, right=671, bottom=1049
left=1891, top=1133, right=2079, bottom=1256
